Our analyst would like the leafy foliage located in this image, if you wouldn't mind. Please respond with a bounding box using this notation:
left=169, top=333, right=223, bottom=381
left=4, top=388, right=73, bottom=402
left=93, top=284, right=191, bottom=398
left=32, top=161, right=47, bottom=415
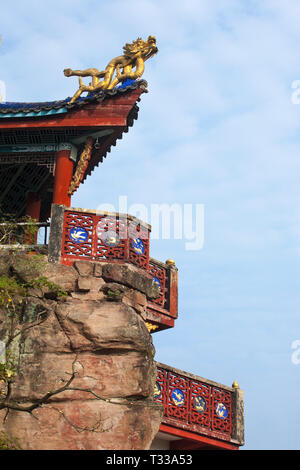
left=26, top=276, right=68, bottom=298
left=0, top=431, right=22, bottom=450
left=0, top=275, right=26, bottom=308
left=0, top=209, right=38, bottom=245
left=0, top=350, right=17, bottom=386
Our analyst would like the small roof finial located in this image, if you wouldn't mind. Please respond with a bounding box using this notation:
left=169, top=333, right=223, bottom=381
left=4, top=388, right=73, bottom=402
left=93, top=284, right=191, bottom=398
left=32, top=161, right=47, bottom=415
left=232, top=380, right=240, bottom=389
left=166, top=259, right=175, bottom=266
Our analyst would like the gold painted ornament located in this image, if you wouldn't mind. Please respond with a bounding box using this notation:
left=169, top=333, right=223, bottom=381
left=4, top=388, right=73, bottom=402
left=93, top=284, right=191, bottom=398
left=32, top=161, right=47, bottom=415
left=64, top=36, right=158, bottom=103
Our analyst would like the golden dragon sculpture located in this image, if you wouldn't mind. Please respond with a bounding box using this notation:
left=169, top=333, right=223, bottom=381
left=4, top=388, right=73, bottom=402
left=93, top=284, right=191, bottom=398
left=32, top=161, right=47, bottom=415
left=64, top=36, right=158, bottom=103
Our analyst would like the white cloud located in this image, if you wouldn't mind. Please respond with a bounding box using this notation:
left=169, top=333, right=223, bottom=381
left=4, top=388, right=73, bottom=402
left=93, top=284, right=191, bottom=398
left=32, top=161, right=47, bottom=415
left=2, top=0, right=300, bottom=450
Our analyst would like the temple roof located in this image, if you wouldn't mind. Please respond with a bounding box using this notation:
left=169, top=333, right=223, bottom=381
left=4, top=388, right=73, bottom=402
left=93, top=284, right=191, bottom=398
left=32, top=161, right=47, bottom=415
left=0, top=80, right=147, bottom=219
left=0, top=79, right=147, bottom=118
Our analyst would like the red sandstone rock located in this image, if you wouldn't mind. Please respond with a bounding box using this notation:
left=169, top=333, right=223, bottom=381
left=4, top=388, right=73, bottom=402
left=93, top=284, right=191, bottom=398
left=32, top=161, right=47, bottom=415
left=0, top=256, right=163, bottom=450
left=123, top=289, right=148, bottom=316
left=43, top=262, right=78, bottom=292
left=93, top=262, right=103, bottom=277
left=12, top=351, right=155, bottom=402
left=0, top=399, right=161, bottom=450
left=101, top=262, right=159, bottom=299
left=55, top=299, right=153, bottom=353
left=73, top=260, right=94, bottom=277
left=77, top=275, right=105, bottom=294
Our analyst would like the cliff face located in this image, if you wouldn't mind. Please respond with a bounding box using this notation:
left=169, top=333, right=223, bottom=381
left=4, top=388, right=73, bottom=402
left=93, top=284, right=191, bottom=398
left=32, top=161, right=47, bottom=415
left=0, top=253, right=163, bottom=450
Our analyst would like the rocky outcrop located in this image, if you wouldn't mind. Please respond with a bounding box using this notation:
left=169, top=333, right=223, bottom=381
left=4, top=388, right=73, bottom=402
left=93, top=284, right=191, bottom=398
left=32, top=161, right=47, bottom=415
left=0, top=254, right=163, bottom=450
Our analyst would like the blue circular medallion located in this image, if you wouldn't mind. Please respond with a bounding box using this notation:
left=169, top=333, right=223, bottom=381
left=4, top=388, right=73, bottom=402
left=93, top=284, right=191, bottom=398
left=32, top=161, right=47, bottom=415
left=153, top=277, right=161, bottom=290
left=194, top=396, right=206, bottom=413
left=101, top=230, right=120, bottom=247
left=132, top=238, right=145, bottom=255
left=69, top=226, right=88, bottom=243
left=153, top=382, right=161, bottom=399
left=216, top=402, right=228, bottom=419
left=171, top=388, right=185, bottom=407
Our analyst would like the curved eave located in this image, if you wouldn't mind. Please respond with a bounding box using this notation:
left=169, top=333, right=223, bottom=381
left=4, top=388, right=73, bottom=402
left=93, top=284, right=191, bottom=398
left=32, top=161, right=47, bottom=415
left=0, top=80, right=148, bottom=119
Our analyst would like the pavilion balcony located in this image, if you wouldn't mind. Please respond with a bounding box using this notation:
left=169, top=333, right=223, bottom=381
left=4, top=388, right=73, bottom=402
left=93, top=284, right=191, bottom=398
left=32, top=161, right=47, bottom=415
left=50, top=204, right=178, bottom=332
left=153, top=362, right=244, bottom=450
left=0, top=204, right=178, bottom=332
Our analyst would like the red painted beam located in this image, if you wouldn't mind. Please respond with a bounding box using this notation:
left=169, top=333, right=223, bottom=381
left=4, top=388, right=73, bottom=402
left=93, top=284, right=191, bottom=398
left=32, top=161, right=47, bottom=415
left=146, top=305, right=175, bottom=328
left=170, top=440, right=210, bottom=450
left=159, top=424, right=239, bottom=451
left=0, top=113, right=125, bottom=129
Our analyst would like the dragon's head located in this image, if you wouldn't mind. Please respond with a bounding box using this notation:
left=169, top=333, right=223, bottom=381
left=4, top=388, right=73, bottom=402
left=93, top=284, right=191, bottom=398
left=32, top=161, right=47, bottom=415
left=123, top=36, right=158, bottom=61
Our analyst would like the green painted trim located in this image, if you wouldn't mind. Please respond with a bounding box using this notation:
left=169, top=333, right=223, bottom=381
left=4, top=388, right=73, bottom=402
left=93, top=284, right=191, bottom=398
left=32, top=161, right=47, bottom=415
left=0, top=107, right=68, bottom=118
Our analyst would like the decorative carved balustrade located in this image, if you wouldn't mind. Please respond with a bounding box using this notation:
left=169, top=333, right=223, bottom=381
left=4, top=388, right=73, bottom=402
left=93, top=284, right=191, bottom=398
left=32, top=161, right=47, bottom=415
left=147, top=258, right=178, bottom=331
left=60, top=208, right=151, bottom=269
left=0, top=205, right=179, bottom=332
left=48, top=204, right=178, bottom=332
left=154, top=363, right=244, bottom=446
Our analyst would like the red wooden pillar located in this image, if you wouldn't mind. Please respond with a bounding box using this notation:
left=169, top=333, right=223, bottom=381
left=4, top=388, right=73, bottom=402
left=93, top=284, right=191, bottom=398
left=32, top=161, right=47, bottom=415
left=26, top=192, right=41, bottom=221
left=53, top=144, right=76, bottom=207
left=25, top=192, right=41, bottom=243
left=166, top=259, right=178, bottom=319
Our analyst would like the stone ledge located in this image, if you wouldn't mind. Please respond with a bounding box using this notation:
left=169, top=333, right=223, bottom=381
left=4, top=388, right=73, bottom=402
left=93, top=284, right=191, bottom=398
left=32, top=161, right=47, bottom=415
left=101, top=262, right=159, bottom=299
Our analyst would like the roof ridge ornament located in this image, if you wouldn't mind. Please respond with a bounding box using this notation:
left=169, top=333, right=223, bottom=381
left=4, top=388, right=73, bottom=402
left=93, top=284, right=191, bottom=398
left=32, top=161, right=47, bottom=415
left=64, top=36, right=158, bottom=104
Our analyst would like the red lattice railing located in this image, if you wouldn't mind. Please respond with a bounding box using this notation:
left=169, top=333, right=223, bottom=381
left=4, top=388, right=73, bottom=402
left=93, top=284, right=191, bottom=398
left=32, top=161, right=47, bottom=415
left=148, top=259, right=167, bottom=309
left=154, top=364, right=233, bottom=441
left=57, top=207, right=178, bottom=331
left=61, top=210, right=150, bottom=270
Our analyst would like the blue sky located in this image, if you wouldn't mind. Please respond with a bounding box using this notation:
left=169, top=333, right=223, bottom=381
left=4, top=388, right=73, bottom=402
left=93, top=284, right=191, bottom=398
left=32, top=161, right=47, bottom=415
left=1, top=0, right=300, bottom=450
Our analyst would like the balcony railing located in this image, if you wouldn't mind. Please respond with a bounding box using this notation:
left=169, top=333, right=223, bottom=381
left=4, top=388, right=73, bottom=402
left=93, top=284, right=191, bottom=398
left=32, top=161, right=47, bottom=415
left=0, top=205, right=179, bottom=332
left=60, top=207, right=151, bottom=269
left=147, top=258, right=178, bottom=331
left=0, top=221, right=50, bottom=247
left=154, top=363, right=244, bottom=446
left=47, top=204, right=179, bottom=332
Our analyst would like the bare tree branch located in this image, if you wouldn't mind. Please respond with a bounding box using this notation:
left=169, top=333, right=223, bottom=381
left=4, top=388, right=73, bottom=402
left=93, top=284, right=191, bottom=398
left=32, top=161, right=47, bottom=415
left=0, top=355, right=78, bottom=414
